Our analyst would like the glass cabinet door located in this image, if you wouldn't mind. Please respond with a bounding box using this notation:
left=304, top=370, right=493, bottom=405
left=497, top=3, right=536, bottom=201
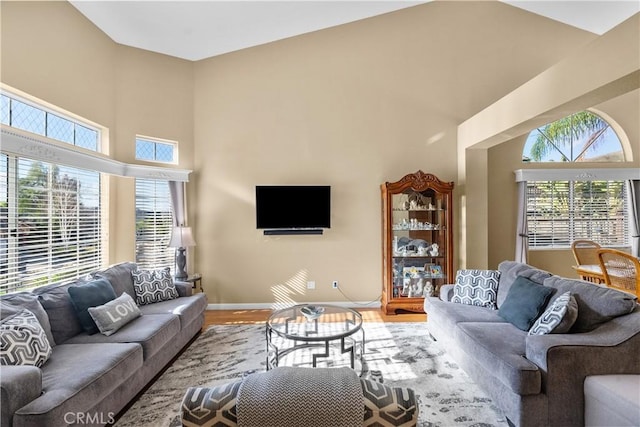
left=381, top=172, right=453, bottom=314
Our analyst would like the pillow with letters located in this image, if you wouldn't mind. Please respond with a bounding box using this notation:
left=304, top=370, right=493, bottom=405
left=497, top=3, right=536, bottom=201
left=1, top=309, right=53, bottom=367
left=131, top=267, right=179, bottom=305
left=88, top=293, right=142, bottom=336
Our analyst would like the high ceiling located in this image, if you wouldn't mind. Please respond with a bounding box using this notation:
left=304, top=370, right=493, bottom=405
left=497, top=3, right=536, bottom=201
left=69, top=1, right=640, bottom=61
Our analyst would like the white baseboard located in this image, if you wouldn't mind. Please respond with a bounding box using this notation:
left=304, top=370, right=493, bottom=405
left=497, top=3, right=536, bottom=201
left=206, top=301, right=381, bottom=310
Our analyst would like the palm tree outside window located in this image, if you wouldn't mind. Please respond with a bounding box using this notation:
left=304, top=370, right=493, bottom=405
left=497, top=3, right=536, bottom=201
left=520, top=111, right=631, bottom=251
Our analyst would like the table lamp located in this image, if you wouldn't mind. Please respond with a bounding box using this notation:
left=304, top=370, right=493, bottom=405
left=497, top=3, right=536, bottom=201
left=168, top=226, right=196, bottom=279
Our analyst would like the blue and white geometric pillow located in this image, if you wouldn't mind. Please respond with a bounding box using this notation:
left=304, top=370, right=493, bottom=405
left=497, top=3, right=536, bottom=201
left=528, top=292, right=578, bottom=335
left=0, top=309, right=53, bottom=367
left=131, top=267, right=179, bottom=305
left=452, top=269, right=501, bottom=309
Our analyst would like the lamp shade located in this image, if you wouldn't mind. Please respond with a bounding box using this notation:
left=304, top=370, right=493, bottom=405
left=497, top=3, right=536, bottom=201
left=168, top=226, right=196, bottom=248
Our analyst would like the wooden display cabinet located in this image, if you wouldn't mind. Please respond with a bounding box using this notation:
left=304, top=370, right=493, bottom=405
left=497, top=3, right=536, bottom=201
left=381, top=171, right=454, bottom=314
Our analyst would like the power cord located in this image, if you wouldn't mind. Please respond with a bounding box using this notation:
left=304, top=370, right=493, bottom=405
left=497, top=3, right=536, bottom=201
left=335, top=285, right=381, bottom=306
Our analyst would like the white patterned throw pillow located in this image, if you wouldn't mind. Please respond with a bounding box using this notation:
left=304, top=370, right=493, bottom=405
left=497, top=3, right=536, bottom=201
left=452, top=269, right=500, bottom=309
left=528, top=291, right=578, bottom=335
left=1, top=309, right=53, bottom=367
left=131, top=267, right=179, bottom=305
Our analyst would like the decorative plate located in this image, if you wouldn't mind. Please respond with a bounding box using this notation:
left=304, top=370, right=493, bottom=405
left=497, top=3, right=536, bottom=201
left=300, top=305, right=325, bottom=321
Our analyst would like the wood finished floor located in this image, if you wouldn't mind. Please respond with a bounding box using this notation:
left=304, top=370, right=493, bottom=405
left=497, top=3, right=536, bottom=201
left=204, top=308, right=425, bottom=327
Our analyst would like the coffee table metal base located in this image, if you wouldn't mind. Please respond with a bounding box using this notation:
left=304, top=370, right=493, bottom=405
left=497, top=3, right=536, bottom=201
left=266, top=328, right=365, bottom=373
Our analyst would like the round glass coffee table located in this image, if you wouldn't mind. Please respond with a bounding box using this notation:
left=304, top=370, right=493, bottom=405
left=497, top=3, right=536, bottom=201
left=266, top=304, right=365, bottom=373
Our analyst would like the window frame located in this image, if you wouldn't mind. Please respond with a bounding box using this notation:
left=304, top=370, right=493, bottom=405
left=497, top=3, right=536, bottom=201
left=135, top=135, right=178, bottom=165
left=1, top=93, right=102, bottom=153
left=521, top=110, right=626, bottom=163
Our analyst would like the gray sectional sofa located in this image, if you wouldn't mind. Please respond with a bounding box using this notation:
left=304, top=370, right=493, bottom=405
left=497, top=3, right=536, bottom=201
left=0, top=262, right=207, bottom=427
left=424, top=261, right=640, bottom=427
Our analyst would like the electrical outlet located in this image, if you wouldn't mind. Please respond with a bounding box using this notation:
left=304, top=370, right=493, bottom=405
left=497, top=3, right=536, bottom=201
left=306, top=281, right=316, bottom=290
left=332, top=280, right=339, bottom=289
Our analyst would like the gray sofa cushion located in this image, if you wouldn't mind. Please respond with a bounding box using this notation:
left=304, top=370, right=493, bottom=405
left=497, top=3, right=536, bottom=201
left=0, top=293, right=56, bottom=346
left=424, top=297, right=506, bottom=333
left=543, top=275, right=637, bottom=332
left=92, top=262, right=138, bottom=299
left=139, top=293, right=207, bottom=329
left=34, top=281, right=86, bottom=344
left=13, top=343, right=142, bottom=427
left=497, top=261, right=552, bottom=308
left=64, top=313, right=180, bottom=360
left=455, top=322, right=542, bottom=395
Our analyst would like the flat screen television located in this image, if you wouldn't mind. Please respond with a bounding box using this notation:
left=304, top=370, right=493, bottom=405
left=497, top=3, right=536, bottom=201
left=256, top=186, right=331, bottom=230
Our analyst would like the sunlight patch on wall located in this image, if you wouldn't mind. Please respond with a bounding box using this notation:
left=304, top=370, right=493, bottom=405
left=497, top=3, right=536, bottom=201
left=270, top=269, right=309, bottom=310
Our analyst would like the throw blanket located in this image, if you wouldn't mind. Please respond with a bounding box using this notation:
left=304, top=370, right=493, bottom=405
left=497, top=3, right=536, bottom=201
left=236, top=367, right=364, bottom=427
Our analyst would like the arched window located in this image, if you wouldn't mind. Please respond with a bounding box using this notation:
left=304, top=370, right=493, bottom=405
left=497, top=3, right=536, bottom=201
left=519, top=111, right=633, bottom=251
left=522, top=111, right=624, bottom=162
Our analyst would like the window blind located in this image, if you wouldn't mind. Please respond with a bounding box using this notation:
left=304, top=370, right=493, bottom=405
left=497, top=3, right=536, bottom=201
left=527, top=180, right=628, bottom=248
left=0, top=153, right=102, bottom=294
left=135, top=179, right=174, bottom=272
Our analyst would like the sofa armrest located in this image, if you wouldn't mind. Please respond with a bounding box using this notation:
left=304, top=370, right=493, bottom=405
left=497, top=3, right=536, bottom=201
left=526, top=309, right=640, bottom=371
left=1, top=366, right=43, bottom=427
left=174, top=281, right=193, bottom=297
left=525, top=309, right=640, bottom=426
left=439, top=284, right=455, bottom=302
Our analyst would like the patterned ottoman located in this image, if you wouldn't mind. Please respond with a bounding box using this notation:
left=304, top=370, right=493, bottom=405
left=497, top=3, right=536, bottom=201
left=181, top=367, right=418, bottom=427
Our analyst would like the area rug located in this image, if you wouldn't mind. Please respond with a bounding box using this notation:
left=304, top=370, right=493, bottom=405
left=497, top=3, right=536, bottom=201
left=115, top=323, right=508, bottom=427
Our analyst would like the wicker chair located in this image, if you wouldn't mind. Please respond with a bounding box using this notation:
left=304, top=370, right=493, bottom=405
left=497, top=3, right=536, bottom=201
left=571, top=240, right=604, bottom=283
left=597, top=248, right=640, bottom=298
left=572, top=240, right=602, bottom=265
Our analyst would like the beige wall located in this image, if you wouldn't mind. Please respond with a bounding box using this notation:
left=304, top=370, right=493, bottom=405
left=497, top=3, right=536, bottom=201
left=191, top=1, right=597, bottom=304
left=2, top=1, right=637, bottom=304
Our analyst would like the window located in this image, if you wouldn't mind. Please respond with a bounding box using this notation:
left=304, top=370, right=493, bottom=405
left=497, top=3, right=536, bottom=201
left=522, top=111, right=624, bottom=162
left=527, top=180, right=628, bottom=248
left=0, top=154, right=102, bottom=294
left=135, top=179, right=174, bottom=273
left=1, top=94, right=103, bottom=294
left=1, top=90, right=189, bottom=293
left=521, top=112, right=631, bottom=250
left=135, top=136, right=177, bottom=164
left=1, top=94, right=99, bottom=151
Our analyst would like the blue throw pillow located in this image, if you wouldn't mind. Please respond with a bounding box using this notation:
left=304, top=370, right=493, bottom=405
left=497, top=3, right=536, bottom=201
left=68, top=278, right=117, bottom=335
left=498, top=276, right=555, bottom=331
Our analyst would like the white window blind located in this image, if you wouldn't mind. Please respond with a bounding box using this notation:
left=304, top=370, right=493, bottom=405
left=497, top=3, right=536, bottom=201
left=0, top=153, right=102, bottom=294
left=527, top=180, right=629, bottom=248
left=135, top=179, right=174, bottom=272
